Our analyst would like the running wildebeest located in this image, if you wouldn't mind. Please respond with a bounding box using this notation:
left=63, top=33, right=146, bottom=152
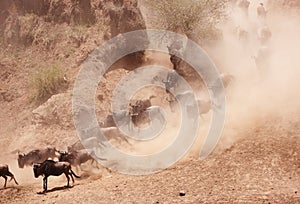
left=167, top=91, right=215, bottom=121
left=257, top=25, right=272, bottom=45
left=207, top=73, right=235, bottom=97
left=0, top=164, right=18, bottom=188
left=67, top=137, right=106, bottom=152
left=130, top=95, right=156, bottom=114
left=18, top=147, right=58, bottom=168
left=144, top=106, right=166, bottom=125
left=129, top=96, right=156, bottom=127
left=58, top=149, right=103, bottom=171
left=101, top=127, right=129, bottom=144
left=253, top=46, right=271, bottom=77
left=167, top=39, right=183, bottom=71
left=101, top=110, right=132, bottom=129
left=33, top=160, right=80, bottom=193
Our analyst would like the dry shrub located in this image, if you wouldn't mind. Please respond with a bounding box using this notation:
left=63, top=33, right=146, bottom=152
left=30, top=63, right=65, bottom=102
left=144, top=0, right=228, bottom=42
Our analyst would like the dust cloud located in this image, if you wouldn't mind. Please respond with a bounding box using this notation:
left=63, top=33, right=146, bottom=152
left=135, top=1, right=300, bottom=158
left=207, top=0, right=300, bottom=130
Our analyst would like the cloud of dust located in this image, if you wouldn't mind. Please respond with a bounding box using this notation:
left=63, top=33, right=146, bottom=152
left=207, top=1, right=300, bottom=131
left=186, top=1, right=300, bottom=156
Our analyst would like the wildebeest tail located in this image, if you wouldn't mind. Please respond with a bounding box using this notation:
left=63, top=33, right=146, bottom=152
left=70, top=169, right=80, bottom=178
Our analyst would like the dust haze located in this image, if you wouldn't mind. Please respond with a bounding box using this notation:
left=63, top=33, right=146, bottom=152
left=131, top=0, right=300, bottom=158
left=207, top=0, right=300, bottom=139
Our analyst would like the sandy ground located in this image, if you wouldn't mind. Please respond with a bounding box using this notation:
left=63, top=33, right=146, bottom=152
left=0, top=114, right=299, bottom=204
left=1, top=1, right=300, bottom=203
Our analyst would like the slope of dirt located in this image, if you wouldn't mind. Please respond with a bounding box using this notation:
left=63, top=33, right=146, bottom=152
left=0, top=115, right=299, bottom=204
left=0, top=0, right=300, bottom=203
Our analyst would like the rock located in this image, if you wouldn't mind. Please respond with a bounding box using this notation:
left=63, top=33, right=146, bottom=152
left=32, top=92, right=73, bottom=128
left=179, top=191, right=186, bottom=196
left=104, top=0, right=149, bottom=69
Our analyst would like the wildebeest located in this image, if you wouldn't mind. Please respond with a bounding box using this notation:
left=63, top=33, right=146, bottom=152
left=253, top=46, right=271, bottom=76
left=33, top=160, right=80, bottom=192
left=257, top=3, right=267, bottom=20
left=101, top=110, right=132, bottom=129
left=163, top=69, right=179, bottom=94
left=167, top=46, right=182, bottom=71
left=237, top=0, right=250, bottom=15
left=236, top=26, right=249, bottom=42
left=130, top=95, right=155, bottom=114
left=167, top=91, right=214, bottom=121
left=67, top=137, right=106, bottom=152
left=129, top=96, right=156, bottom=126
left=144, top=106, right=166, bottom=125
left=101, top=127, right=129, bottom=144
left=207, top=73, right=235, bottom=97
left=59, top=149, right=102, bottom=171
left=257, top=25, right=272, bottom=45
left=18, top=147, right=58, bottom=168
left=0, top=164, right=18, bottom=188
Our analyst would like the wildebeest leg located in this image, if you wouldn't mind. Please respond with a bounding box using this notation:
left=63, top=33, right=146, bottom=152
left=43, top=177, right=48, bottom=192
left=90, top=159, right=99, bottom=169
left=12, top=176, right=18, bottom=185
left=65, top=173, right=70, bottom=187
left=75, top=165, right=80, bottom=173
left=7, top=171, right=18, bottom=185
left=3, top=175, right=7, bottom=188
left=164, top=81, right=172, bottom=94
left=69, top=172, right=75, bottom=183
left=79, top=164, right=84, bottom=171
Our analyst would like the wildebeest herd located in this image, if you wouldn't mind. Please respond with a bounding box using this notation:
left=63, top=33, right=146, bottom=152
left=0, top=88, right=226, bottom=193
left=0, top=145, right=106, bottom=193
left=0, top=42, right=235, bottom=194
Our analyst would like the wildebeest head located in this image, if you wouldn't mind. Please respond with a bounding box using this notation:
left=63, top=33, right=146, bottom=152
left=58, top=151, right=68, bottom=162
left=33, top=163, right=42, bottom=178
left=18, top=153, right=25, bottom=168
left=46, top=147, right=58, bottom=158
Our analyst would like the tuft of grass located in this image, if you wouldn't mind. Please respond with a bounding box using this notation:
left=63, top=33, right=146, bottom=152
left=30, top=63, right=65, bottom=102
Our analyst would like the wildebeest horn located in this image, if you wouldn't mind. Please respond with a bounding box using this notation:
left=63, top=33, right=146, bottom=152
left=18, top=152, right=25, bottom=156
left=58, top=150, right=65, bottom=154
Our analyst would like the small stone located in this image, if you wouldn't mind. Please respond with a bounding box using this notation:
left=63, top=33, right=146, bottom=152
left=179, top=191, right=186, bottom=196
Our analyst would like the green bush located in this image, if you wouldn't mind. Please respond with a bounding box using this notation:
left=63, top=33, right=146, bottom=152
left=31, top=64, right=65, bottom=102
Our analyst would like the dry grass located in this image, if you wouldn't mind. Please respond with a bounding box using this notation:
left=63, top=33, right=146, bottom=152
left=30, top=63, right=65, bottom=102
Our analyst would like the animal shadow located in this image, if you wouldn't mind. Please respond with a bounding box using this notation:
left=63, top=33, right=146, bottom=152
left=0, top=186, right=16, bottom=191
left=37, top=185, right=78, bottom=194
